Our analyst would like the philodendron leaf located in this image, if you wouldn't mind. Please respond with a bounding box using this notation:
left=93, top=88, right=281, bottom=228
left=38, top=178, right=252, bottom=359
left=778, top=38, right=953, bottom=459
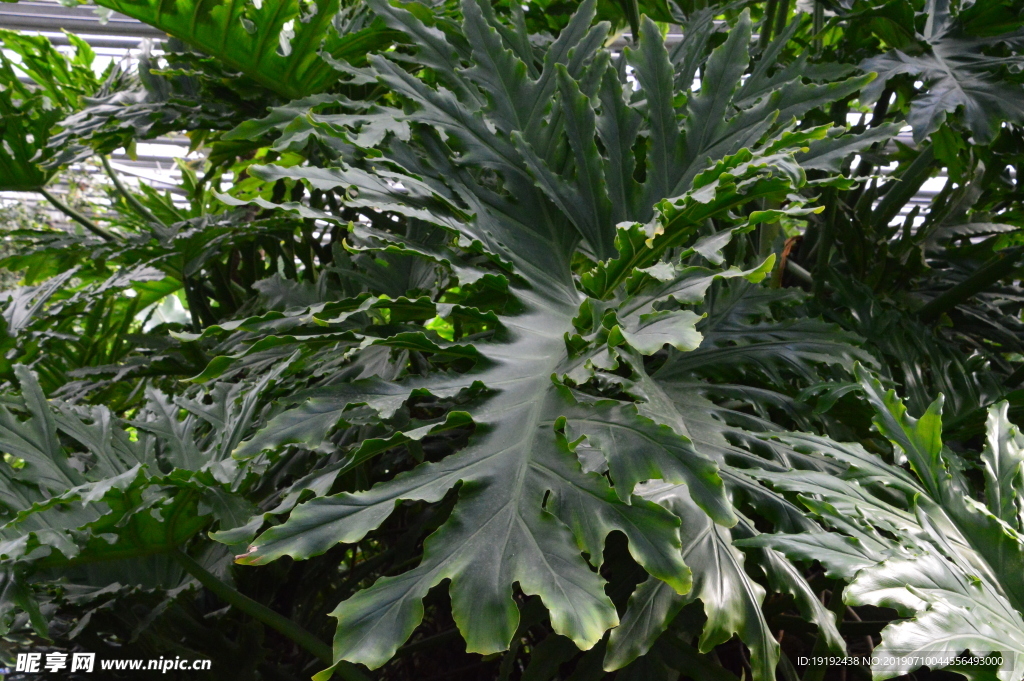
left=848, top=550, right=1024, bottom=679
left=563, top=401, right=734, bottom=519
left=92, top=0, right=396, bottom=99
left=748, top=371, right=1024, bottom=681
left=0, top=31, right=98, bottom=191
left=213, top=0, right=869, bottom=673
left=609, top=481, right=779, bottom=681
left=604, top=576, right=688, bottom=671
left=857, top=367, right=1024, bottom=614
left=230, top=148, right=819, bottom=670
left=234, top=147, right=817, bottom=668
left=616, top=309, right=704, bottom=354
left=238, top=286, right=697, bottom=664
left=860, top=2, right=1024, bottom=143
left=796, top=124, right=902, bottom=173
left=0, top=367, right=271, bottom=637
left=981, top=402, right=1024, bottom=531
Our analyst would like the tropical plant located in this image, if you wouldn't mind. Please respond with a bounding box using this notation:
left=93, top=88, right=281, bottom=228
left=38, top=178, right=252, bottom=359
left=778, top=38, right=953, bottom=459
left=0, top=0, right=1023, bottom=679
left=745, top=367, right=1024, bottom=680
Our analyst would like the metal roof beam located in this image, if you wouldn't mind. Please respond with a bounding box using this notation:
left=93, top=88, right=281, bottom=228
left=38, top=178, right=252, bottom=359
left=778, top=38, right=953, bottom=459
left=0, top=1, right=165, bottom=38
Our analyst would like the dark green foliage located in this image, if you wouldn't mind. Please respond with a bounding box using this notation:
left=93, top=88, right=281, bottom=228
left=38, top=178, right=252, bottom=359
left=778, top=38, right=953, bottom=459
left=0, top=0, right=1023, bottom=679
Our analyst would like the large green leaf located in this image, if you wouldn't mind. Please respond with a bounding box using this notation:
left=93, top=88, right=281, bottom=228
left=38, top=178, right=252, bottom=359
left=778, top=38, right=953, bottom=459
left=207, top=0, right=864, bottom=673
left=654, top=282, right=873, bottom=386
left=608, top=482, right=779, bottom=678
left=981, top=402, right=1024, bottom=529
left=861, top=0, right=1024, bottom=143
left=745, top=367, right=1024, bottom=680
left=0, top=367, right=266, bottom=635
left=595, top=355, right=847, bottom=676
left=0, top=30, right=98, bottom=191
left=91, top=0, right=396, bottom=99
left=234, top=171, right=795, bottom=670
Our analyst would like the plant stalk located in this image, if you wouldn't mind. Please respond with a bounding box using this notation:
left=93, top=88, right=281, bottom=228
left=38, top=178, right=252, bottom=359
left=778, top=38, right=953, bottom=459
left=786, top=259, right=814, bottom=286
left=171, top=549, right=370, bottom=681
left=918, top=247, right=1024, bottom=323
left=759, top=0, right=779, bottom=50
left=774, top=0, right=792, bottom=39
left=38, top=186, right=116, bottom=242
left=872, top=145, right=934, bottom=230
left=100, top=155, right=165, bottom=226
left=812, top=188, right=837, bottom=294
left=618, top=0, right=641, bottom=44
left=813, top=0, right=824, bottom=54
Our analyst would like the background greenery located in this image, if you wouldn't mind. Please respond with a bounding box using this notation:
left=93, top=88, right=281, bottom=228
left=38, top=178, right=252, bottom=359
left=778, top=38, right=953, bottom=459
left=0, top=0, right=1022, bottom=679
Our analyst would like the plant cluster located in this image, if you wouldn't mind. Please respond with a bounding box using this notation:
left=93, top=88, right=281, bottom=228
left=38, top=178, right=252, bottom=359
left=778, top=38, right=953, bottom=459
left=0, top=0, right=1022, bottom=679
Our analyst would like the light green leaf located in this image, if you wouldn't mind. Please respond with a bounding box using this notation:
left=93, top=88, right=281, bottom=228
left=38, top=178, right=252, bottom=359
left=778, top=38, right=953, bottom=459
left=92, top=0, right=395, bottom=99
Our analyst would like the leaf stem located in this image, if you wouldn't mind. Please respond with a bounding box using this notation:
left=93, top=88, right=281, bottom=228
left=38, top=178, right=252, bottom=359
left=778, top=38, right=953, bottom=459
left=100, top=155, right=165, bottom=226
left=812, top=188, right=837, bottom=294
left=786, top=259, right=814, bottom=286
left=918, top=247, right=1024, bottom=323
left=759, top=0, right=779, bottom=50
left=812, top=0, right=824, bottom=54
left=774, top=0, right=792, bottom=39
left=617, top=0, right=640, bottom=44
left=171, top=549, right=370, bottom=681
left=872, top=145, right=934, bottom=229
left=38, top=186, right=116, bottom=242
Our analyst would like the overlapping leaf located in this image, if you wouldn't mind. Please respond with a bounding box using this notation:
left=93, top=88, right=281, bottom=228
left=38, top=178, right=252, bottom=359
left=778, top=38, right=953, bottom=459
left=90, top=0, right=396, bottom=99
left=861, top=0, right=1024, bottom=143
left=0, top=367, right=265, bottom=635
left=745, top=367, right=1024, bottom=680
left=211, top=0, right=872, bottom=673
left=0, top=30, right=98, bottom=191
